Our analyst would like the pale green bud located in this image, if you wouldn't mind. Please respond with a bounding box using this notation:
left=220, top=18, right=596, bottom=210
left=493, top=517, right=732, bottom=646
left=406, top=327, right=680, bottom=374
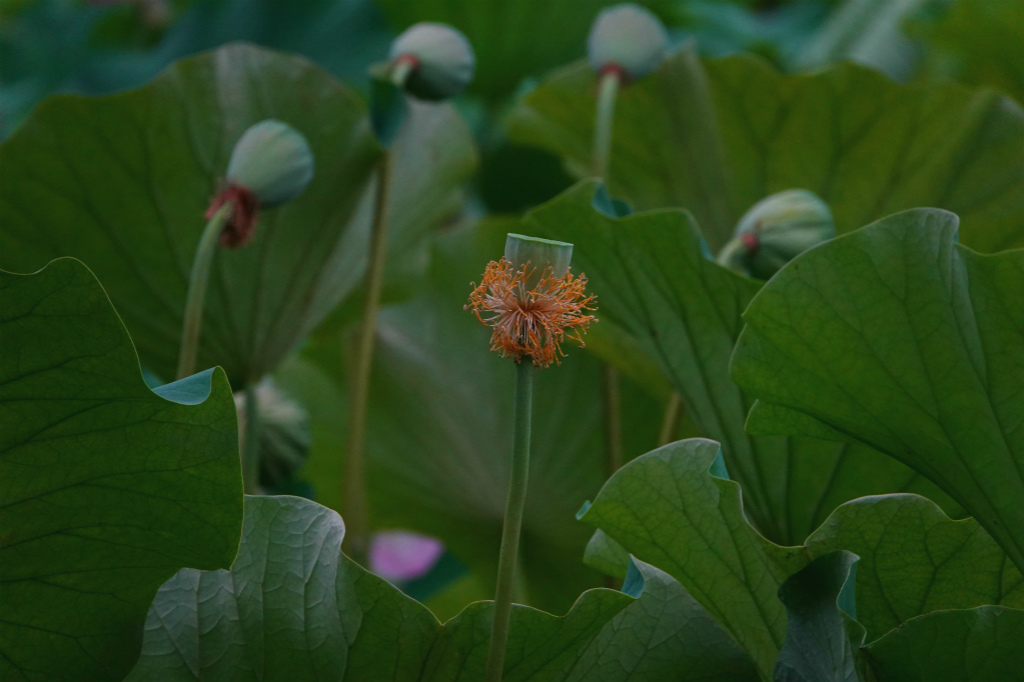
left=719, top=189, right=835, bottom=280
left=226, top=120, right=314, bottom=207
left=505, top=233, right=573, bottom=288
left=389, top=22, right=475, bottom=101
left=587, top=4, right=668, bottom=80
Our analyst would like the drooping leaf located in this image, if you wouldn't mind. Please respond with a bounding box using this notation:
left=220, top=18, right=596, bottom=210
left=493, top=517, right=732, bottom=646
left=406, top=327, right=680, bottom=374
left=0, top=42, right=475, bottom=386
left=806, top=494, right=1024, bottom=641
left=731, top=208, right=1024, bottom=573
left=0, top=258, right=242, bottom=682
left=564, top=560, right=760, bottom=682
left=125, top=494, right=440, bottom=681
left=508, top=48, right=1024, bottom=253
left=864, top=606, right=1024, bottom=681
left=773, top=551, right=866, bottom=682
left=579, top=438, right=809, bottom=680
left=528, top=181, right=958, bottom=547
left=276, top=218, right=664, bottom=612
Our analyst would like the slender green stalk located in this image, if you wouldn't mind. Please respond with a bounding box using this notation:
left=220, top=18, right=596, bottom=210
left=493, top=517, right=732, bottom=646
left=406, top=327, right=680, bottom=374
left=716, top=237, right=746, bottom=271
left=341, top=151, right=393, bottom=564
left=390, top=57, right=415, bottom=86
left=658, top=392, right=682, bottom=446
left=242, top=382, right=261, bottom=494
left=592, top=69, right=626, bottom=476
left=485, top=360, right=534, bottom=682
left=176, top=203, right=232, bottom=380
left=592, top=69, right=620, bottom=180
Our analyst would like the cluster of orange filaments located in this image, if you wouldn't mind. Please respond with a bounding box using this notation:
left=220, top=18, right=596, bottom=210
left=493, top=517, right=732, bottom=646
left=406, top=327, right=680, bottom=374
left=466, top=258, right=597, bottom=368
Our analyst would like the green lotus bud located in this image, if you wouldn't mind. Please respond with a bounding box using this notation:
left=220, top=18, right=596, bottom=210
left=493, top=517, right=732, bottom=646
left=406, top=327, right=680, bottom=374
left=718, top=189, right=835, bottom=280
left=388, top=22, right=475, bottom=101
left=505, top=233, right=574, bottom=287
left=226, top=119, right=314, bottom=208
left=587, top=4, right=668, bottom=81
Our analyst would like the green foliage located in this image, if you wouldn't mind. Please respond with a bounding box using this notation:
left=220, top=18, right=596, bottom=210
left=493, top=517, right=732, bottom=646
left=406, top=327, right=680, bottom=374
left=508, top=48, right=1024, bottom=253
left=773, top=552, right=865, bottom=682
left=0, top=43, right=475, bottom=387
left=126, top=495, right=440, bottom=681
left=732, top=208, right=1024, bottom=573
left=865, top=606, right=1024, bottom=681
left=6, top=3, right=1024, bottom=679
left=0, top=258, right=242, bottom=682
left=127, top=494, right=633, bottom=681
left=580, top=439, right=808, bottom=679
left=806, top=494, right=1024, bottom=641
left=914, top=0, right=1024, bottom=105
left=277, top=220, right=664, bottom=612
left=530, top=181, right=957, bottom=546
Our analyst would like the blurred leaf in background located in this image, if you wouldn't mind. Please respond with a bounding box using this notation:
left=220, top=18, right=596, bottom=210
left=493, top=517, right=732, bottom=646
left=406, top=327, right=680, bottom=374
left=0, top=0, right=393, bottom=139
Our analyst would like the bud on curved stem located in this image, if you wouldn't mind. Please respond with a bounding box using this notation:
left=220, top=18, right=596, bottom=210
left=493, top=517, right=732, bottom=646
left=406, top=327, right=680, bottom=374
left=176, top=202, right=232, bottom=381
left=718, top=189, right=835, bottom=280
left=587, top=3, right=668, bottom=82
left=388, top=22, right=475, bottom=101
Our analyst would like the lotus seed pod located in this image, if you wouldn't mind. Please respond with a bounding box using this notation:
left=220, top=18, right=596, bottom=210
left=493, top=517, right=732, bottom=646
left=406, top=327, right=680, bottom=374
left=388, top=22, right=475, bottom=101
left=587, top=4, right=668, bottom=80
left=505, top=233, right=574, bottom=287
left=226, top=120, right=314, bottom=208
left=720, top=189, right=835, bottom=280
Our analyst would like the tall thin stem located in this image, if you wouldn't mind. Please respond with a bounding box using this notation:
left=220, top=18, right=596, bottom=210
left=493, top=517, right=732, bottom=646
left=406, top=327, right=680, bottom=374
left=242, top=382, right=261, bottom=494
left=658, top=392, right=682, bottom=446
left=485, top=360, right=534, bottom=682
left=177, top=203, right=232, bottom=380
left=341, top=151, right=393, bottom=565
left=592, top=69, right=625, bottom=475
left=592, top=69, right=620, bottom=180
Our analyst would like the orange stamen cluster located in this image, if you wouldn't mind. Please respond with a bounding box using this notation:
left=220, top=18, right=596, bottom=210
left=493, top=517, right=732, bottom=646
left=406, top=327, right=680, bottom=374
left=466, top=258, right=597, bottom=368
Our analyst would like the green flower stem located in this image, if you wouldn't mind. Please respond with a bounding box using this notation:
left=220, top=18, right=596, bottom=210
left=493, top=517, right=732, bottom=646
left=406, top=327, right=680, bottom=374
left=716, top=237, right=746, bottom=271
left=592, top=69, right=620, bottom=180
left=657, top=392, right=682, bottom=446
left=242, top=382, right=261, bottom=494
left=176, top=202, right=232, bottom=380
left=485, top=359, right=535, bottom=682
left=593, top=69, right=625, bottom=474
left=341, top=151, right=393, bottom=565
left=390, top=57, right=415, bottom=86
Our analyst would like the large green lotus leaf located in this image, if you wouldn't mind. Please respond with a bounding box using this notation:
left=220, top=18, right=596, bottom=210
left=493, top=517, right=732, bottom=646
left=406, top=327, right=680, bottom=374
left=731, top=208, right=1024, bottom=573
left=507, top=48, right=1024, bottom=253
left=125, top=494, right=440, bottom=681
left=773, top=551, right=867, bottom=682
left=0, top=42, right=475, bottom=386
left=564, top=560, right=759, bottom=682
left=915, top=0, right=1024, bottom=106
left=0, top=258, right=242, bottom=682
left=421, top=588, right=631, bottom=682
left=528, top=181, right=957, bottom=546
left=579, top=438, right=810, bottom=680
left=864, top=606, right=1024, bottom=681
left=276, top=219, right=664, bottom=612
left=127, top=494, right=632, bottom=682
left=375, top=0, right=670, bottom=102
left=806, top=494, right=1024, bottom=642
